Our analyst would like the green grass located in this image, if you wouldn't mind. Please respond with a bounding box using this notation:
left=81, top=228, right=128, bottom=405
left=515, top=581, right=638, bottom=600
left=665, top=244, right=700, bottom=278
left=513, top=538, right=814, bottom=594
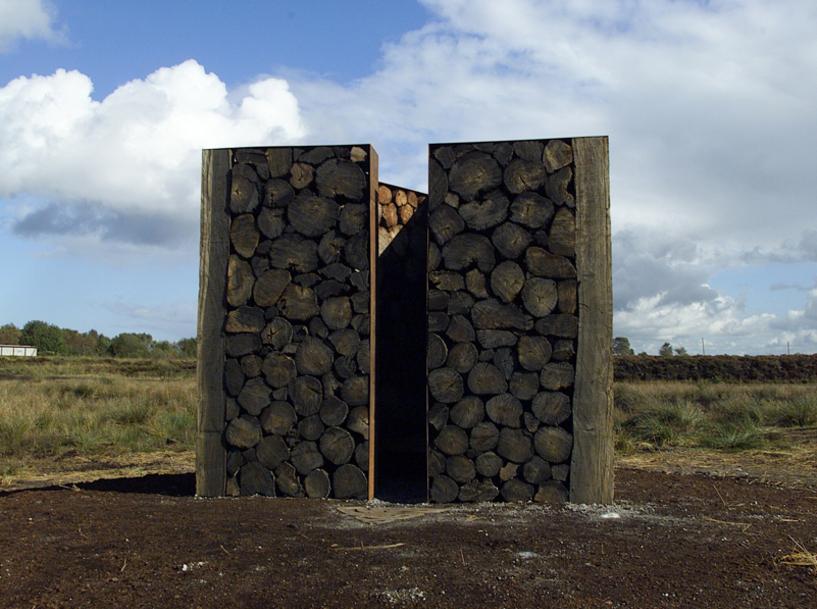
left=0, top=373, right=196, bottom=459
left=615, top=381, right=817, bottom=453
left=1, top=357, right=815, bottom=464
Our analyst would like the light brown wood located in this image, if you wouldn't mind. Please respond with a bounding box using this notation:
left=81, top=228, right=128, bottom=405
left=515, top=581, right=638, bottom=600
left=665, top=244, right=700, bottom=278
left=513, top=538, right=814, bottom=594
left=196, top=148, right=231, bottom=497
left=367, top=146, right=379, bottom=501
left=570, top=136, right=613, bottom=505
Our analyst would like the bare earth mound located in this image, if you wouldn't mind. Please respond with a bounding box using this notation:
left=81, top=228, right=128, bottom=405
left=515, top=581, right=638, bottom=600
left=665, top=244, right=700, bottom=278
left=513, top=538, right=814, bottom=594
left=1, top=468, right=815, bottom=609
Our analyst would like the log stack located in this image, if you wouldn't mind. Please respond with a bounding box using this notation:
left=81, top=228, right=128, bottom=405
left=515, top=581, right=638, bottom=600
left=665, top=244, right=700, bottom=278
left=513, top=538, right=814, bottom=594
left=216, top=145, right=375, bottom=499
left=426, top=139, right=580, bottom=504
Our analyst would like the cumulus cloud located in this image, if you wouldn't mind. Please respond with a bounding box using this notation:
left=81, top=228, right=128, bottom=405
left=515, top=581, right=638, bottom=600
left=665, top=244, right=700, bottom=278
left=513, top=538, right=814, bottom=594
left=0, top=60, right=304, bottom=243
left=0, top=0, right=60, bottom=50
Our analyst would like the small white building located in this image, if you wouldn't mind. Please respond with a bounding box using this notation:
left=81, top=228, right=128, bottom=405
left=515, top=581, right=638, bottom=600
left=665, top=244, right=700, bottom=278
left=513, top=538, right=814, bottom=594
left=0, top=345, right=38, bottom=357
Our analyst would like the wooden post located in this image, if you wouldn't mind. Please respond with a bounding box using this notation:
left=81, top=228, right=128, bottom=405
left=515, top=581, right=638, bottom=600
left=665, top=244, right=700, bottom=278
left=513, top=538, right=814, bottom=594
left=367, top=147, right=379, bottom=501
left=196, top=148, right=231, bottom=497
left=570, top=136, right=614, bottom=504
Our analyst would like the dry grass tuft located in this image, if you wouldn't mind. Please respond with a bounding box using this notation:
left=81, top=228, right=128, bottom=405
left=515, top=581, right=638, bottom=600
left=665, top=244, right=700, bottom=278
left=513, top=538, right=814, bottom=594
left=780, top=538, right=817, bottom=575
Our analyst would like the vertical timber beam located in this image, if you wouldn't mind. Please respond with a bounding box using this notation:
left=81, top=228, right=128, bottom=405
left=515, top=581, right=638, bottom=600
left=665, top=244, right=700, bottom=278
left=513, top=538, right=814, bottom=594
left=367, top=147, right=379, bottom=501
left=196, top=148, right=231, bottom=497
left=570, top=136, right=614, bottom=504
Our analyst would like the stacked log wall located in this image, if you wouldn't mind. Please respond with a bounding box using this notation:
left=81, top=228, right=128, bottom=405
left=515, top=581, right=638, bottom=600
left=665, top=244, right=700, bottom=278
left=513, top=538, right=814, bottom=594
left=198, top=144, right=377, bottom=499
left=426, top=138, right=595, bottom=504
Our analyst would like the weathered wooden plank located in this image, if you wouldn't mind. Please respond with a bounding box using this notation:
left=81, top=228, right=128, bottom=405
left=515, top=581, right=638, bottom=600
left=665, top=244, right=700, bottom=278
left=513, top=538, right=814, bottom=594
left=196, top=148, right=231, bottom=497
left=570, top=136, right=614, bottom=505
left=367, top=145, right=379, bottom=501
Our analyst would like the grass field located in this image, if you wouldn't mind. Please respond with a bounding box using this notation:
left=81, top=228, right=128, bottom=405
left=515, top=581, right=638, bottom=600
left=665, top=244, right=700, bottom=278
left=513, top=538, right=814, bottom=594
left=1, top=356, right=815, bottom=486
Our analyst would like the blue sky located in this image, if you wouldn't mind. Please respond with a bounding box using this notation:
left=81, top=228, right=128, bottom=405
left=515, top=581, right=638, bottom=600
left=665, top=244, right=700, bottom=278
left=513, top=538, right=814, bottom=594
left=1, top=0, right=816, bottom=354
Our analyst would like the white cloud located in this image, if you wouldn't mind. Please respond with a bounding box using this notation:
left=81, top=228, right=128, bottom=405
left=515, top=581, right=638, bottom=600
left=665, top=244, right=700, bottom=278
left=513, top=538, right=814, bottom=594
left=0, top=60, right=304, bottom=241
left=0, top=0, right=60, bottom=50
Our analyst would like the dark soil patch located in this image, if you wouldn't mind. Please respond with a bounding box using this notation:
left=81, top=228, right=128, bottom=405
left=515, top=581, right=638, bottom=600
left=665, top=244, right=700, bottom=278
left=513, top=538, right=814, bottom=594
left=0, top=469, right=815, bottom=609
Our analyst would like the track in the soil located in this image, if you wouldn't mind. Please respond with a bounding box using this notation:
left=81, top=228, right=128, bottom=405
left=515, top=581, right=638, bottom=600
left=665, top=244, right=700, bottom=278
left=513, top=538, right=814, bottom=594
left=0, top=469, right=815, bottom=609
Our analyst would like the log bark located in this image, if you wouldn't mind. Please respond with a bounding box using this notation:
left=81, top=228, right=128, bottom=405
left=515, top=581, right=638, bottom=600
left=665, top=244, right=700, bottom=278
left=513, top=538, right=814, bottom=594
left=256, top=434, right=289, bottom=470
left=304, top=468, right=331, bottom=498
left=446, top=342, right=478, bottom=373
left=430, top=474, right=459, bottom=503
left=428, top=367, right=464, bottom=403
left=543, top=140, right=573, bottom=172
left=441, top=233, right=496, bottom=272
left=253, top=269, right=290, bottom=307
left=466, top=362, right=508, bottom=394
left=260, top=401, right=297, bottom=435
left=268, top=235, right=319, bottom=273
left=517, top=335, right=552, bottom=371
left=448, top=152, right=502, bottom=200
left=229, top=174, right=259, bottom=214
left=291, top=441, right=324, bottom=475
left=532, top=391, right=571, bottom=425
left=434, top=425, right=468, bottom=456
left=501, top=479, right=533, bottom=502
left=485, top=393, right=522, bottom=427
left=509, top=192, right=554, bottom=229
left=263, top=178, right=295, bottom=208
left=226, top=256, right=254, bottom=307
left=319, top=426, right=355, bottom=465
left=237, top=378, right=271, bottom=415
left=333, top=464, right=367, bottom=499
left=471, top=299, right=532, bottom=331
left=290, top=375, right=323, bottom=416
left=266, top=148, right=293, bottom=178
left=546, top=167, right=574, bottom=207
left=262, top=353, right=297, bottom=388
left=504, top=158, right=547, bottom=194
left=229, top=214, right=259, bottom=258
left=549, top=208, right=576, bottom=256
left=496, top=428, right=534, bottom=463
left=475, top=451, right=502, bottom=477
left=319, top=396, right=349, bottom=426
left=534, top=426, right=573, bottom=463
left=289, top=162, right=314, bottom=189
left=458, top=191, right=509, bottom=230
left=446, top=455, right=476, bottom=483
left=298, top=414, right=325, bottom=442
left=469, top=421, right=499, bottom=452
left=261, top=317, right=293, bottom=349
left=239, top=462, right=275, bottom=497
left=429, top=204, right=465, bottom=245
left=225, top=306, right=264, bottom=334
left=509, top=371, right=539, bottom=400
left=534, top=314, right=578, bottom=338
left=525, top=247, right=576, bottom=279
left=490, top=261, right=525, bottom=303
left=288, top=192, right=339, bottom=237
left=540, top=362, right=574, bottom=390
left=316, top=159, right=366, bottom=200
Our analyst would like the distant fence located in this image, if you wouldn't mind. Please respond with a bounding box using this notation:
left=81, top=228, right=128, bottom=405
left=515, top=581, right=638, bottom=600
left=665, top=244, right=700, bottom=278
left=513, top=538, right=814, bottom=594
left=0, top=345, right=38, bottom=357
left=614, top=354, right=817, bottom=382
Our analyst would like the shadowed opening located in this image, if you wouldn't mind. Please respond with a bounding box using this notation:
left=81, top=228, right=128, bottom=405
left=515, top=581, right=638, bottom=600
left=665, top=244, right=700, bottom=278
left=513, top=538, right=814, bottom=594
left=374, top=187, right=429, bottom=503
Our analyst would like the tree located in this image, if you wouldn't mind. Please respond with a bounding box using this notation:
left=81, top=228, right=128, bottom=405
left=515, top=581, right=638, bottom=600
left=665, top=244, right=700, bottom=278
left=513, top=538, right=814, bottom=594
left=177, top=337, right=197, bottom=358
left=109, top=333, right=153, bottom=357
left=658, top=342, right=674, bottom=357
left=674, top=346, right=688, bottom=356
left=20, top=320, right=66, bottom=354
left=0, top=323, right=21, bottom=345
left=612, top=336, right=635, bottom=356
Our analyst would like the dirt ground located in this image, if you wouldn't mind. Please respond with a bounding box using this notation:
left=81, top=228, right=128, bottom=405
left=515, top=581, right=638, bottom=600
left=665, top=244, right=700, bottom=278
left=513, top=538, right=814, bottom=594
left=1, top=467, right=815, bottom=609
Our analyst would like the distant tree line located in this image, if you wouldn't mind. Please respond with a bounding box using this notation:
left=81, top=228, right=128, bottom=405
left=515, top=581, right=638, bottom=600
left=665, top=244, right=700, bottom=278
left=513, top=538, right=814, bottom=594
left=613, top=337, right=687, bottom=357
left=0, top=321, right=196, bottom=358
